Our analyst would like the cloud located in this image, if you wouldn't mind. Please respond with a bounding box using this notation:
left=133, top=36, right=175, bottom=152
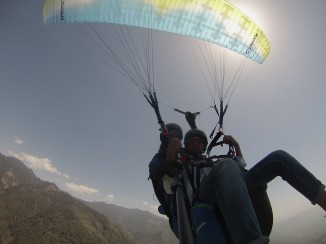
left=150, top=204, right=159, bottom=210
left=65, top=182, right=98, bottom=194
left=14, top=136, right=23, bottom=145
left=143, top=201, right=159, bottom=211
left=8, top=151, right=69, bottom=179
left=105, top=194, right=115, bottom=203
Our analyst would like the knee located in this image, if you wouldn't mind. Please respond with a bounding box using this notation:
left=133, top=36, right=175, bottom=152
left=211, top=158, right=242, bottom=177
left=267, top=150, right=292, bottom=167
left=265, top=150, right=301, bottom=175
left=217, top=158, right=239, bottom=168
left=209, top=159, right=246, bottom=191
left=270, top=149, right=290, bottom=158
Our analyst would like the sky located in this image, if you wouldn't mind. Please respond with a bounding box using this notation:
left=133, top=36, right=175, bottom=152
left=1, top=0, right=326, bottom=229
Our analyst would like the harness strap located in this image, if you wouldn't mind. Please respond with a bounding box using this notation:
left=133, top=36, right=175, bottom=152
left=196, top=167, right=201, bottom=195
left=144, top=91, right=165, bottom=130
left=206, top=131, right=223, bottom=156
left=184, top=164, right=197, bottom=195
left=180, top=154, right=237, bottom=207
left=206, top=132, right=235, bottom=158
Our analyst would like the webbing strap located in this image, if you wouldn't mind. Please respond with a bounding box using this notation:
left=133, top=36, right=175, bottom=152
left=206, top=131, right=223, bottom=156
left=143, top=92, right=165, bottom=129
left=184, top=164, right=197, bottom=195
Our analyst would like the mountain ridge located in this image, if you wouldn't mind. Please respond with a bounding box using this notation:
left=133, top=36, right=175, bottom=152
left=0, top=152, right=177, bottom=244
left=1, top=152, right=324, bottom=244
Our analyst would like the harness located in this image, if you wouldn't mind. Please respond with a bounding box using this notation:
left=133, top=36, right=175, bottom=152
left=177, top=153, right=234, bottom=243
left=179, top=152, right=234, bottom=206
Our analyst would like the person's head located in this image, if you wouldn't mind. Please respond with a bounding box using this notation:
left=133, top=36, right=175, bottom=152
left=184, top=128, right=208, bottom=155
left=162, top=123, right=183, bottom=141
left=158, top=123, right=183, bottom=155
left=160, top=123, right=183, bottom=146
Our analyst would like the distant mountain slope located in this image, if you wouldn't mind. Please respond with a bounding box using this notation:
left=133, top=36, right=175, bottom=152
left=0, top=153, right=134, bottom=244
left=0, top=153, right=42, bottom=188
left=0, top=152, right=178, bottom=244
left=2, top=152, right=325, bottom=243
left=270, top=206, right=326, bottom=243
left=85, top=201, right=178, bottom=244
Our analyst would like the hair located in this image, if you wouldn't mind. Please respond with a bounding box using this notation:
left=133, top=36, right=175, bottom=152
left=184, top=128, right=208, bottom=152
left=166, top=123, right=183, bottom=140
left=158, top=123, right=183, bottom=155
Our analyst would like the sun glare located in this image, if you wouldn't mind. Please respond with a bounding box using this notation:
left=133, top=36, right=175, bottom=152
left=228, top=1, right=266, bottom=30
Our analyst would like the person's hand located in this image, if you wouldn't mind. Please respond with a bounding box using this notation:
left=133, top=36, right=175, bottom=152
left=185, top=111, right=197, bottom=129
left=166, top=138, right=182, bottom=160
left=223, top=135, right=242, bottom=157
left=223, top=135, right=239, bottom=147
left=163, top=160, right=183, bottom=177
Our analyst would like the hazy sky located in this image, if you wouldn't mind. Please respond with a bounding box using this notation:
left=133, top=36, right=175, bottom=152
left=1, top=0, right=325, bottom=229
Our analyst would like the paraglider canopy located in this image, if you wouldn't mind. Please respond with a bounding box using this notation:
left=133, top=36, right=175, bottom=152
left=43, top=0, right=270, bottom=64
left=42, top=0, right=270, bottom=137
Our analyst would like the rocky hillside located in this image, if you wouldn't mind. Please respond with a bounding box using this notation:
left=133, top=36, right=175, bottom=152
left=0, top=153, right=134, bottom=244
left=85, top=202, right=178, bottom=244
left=0, top=153, right=177, bottom=244
left=0, top=153, right=42, bottom=189
left=1, top=152, right=325, bottom=244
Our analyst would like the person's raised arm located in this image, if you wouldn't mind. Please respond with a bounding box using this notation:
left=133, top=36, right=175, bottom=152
left=165, top=138, right=182, bottom=160
left=223, top=135, right=243, bottom=158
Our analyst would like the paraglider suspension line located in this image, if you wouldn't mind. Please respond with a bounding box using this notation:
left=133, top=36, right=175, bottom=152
left=206, top=100, right=229, bottom=156
left=143, top=91, right=165, bottom=131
